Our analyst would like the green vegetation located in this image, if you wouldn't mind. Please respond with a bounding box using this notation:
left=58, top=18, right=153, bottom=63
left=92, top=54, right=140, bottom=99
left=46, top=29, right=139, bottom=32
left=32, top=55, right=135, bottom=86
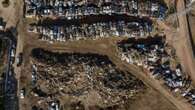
left=167, top=3, right=176, bottom=15
left=165, top=3, right=179, bottom=28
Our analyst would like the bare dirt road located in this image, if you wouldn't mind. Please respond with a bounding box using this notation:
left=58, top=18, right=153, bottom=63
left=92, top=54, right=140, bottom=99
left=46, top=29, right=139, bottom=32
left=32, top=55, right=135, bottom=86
left=158, top=0, right=195, bottom=86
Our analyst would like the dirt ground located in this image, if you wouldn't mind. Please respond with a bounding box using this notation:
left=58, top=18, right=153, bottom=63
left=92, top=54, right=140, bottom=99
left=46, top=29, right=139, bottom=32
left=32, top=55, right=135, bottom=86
left=128, top=88, right=178, bottom=110
left=0, top=0, right=23, bottom=29
left=174, top=0, right=195, bottom=87
left=188, top=7, right=195, bottom=55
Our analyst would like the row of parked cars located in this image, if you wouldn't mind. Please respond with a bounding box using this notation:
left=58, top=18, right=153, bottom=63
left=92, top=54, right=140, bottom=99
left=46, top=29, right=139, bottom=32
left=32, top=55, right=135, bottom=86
left=28, top=20, right=152, bottom=42
left=25, top=0, right=167, bottom=20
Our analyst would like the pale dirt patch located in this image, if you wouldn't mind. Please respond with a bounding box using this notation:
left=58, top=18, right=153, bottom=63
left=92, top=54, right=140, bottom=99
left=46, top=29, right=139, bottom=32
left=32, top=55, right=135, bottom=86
left=0, top=0, right=23, bottom=28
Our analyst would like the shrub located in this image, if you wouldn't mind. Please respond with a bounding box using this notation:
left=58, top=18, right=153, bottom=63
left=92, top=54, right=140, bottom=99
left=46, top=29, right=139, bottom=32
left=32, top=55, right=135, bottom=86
left=1, top=0, right=10, bottom=8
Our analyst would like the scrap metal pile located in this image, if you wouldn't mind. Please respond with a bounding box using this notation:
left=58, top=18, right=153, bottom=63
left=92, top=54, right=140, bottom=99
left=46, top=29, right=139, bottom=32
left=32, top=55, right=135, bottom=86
left=30, top=48, right=144, bottom=106
left=117, top=36, right=195, bottom=105
left=117, top=36, right=189, bottom=89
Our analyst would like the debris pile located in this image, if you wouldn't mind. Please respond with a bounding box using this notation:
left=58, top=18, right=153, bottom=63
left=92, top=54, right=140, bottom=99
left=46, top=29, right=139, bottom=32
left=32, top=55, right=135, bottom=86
left=30, top=48, right=144, bottom=107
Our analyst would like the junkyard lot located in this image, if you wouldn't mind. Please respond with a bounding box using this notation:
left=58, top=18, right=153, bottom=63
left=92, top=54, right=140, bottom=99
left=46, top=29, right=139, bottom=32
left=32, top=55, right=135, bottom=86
left=2, top=0, right=194, bottom=109
left=19, top=36, right=180, bottom=110
left=18, top=11, right=194, bottom=110
left=17, top=18, right=195, bottom=109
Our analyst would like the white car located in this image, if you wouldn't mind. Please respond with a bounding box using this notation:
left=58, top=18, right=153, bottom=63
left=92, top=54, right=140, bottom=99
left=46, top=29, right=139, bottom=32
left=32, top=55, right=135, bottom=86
left=20, top=89, right=25, bottom=99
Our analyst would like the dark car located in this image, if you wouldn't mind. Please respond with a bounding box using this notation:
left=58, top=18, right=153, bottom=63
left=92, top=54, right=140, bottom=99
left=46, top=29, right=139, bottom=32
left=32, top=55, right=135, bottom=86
left=16, top=53, right=23, bottom=66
